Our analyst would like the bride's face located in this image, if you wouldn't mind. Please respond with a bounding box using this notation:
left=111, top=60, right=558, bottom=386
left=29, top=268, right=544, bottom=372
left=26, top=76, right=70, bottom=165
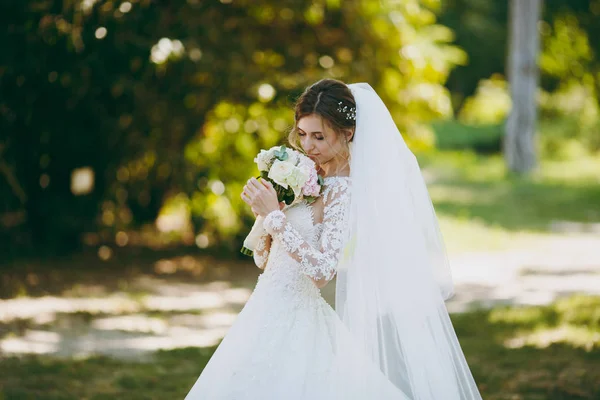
left=297, top=114, right=349, bottom=168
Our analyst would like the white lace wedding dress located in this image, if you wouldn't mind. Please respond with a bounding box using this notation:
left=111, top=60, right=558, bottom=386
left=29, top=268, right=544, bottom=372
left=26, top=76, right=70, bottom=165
left=185, top=176, right=409, bottom=399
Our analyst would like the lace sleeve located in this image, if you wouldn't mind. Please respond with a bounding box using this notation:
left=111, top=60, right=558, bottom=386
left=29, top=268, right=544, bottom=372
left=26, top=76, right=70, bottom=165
left=252, top=231, right=271, bottom=269
left=263, top=178, right=350, bottom=281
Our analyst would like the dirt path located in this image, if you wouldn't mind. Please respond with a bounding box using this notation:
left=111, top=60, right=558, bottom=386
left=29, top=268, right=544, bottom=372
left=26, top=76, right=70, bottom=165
left=1, top=233, right=599, bottom=360
left=445, top=234, right=600, bottom=312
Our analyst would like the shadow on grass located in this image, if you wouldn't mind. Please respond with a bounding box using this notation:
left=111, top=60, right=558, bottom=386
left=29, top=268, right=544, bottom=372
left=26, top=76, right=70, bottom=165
left=1, top=296, right=599, bottom=400
left=0, top=246, right=259, bottom=299
left=0, top=346, right=216, bottom=399
left=452, top=295, right=600, bottom=399
left=0, top=248, right=261, bottom=361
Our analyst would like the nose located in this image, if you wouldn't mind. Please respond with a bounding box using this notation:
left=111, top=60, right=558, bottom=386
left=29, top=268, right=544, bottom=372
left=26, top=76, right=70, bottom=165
left=301, top=136, right=314, bottom=153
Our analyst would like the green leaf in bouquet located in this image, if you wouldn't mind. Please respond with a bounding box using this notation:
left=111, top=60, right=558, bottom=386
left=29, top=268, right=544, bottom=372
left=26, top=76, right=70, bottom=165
left=274, top=145, right=288, bottom=161
left=304, top=195, right=317, bottom=205
left=317, top=174, right=325, bottom=186
left=274, top=182, right=284, bottom=197
left=283, top=191, right=295, bottom=205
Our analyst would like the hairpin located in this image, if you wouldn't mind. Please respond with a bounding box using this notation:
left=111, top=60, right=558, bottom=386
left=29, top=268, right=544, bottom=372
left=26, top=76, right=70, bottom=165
left=337, top=101, right=356, bottom=120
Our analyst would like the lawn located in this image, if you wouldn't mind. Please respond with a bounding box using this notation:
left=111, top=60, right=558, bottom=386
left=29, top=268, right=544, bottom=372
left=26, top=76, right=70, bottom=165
left=1, top=296, right=599, bottom=399
left=417, top=150, right=600, bottom=252
left=1, top=149, right=599, bottom=399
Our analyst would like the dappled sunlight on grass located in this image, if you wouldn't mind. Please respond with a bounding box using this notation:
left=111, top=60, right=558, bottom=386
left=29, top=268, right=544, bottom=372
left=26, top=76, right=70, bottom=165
left=1, top=296, right=598, bottom=399
left=450, top=295, right=600, bottom=399
left=505, top=325, right=599, bottom=351
left=489, top=303, right=557, bottom=328
left=0, top=281, right=252, bottom=359
left=0, top=250, right=259, bottom=360
left=486, top=296, right=600, bottom=351
left=1, top=149, right=599, bottom=397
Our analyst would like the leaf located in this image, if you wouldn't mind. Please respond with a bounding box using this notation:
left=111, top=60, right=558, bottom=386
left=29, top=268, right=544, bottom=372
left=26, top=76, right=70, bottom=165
left=283, top=190, right=295, bottom=205
left=274, top=145, right=288, bottom=161
left=304, top=195, right=316, bottom=204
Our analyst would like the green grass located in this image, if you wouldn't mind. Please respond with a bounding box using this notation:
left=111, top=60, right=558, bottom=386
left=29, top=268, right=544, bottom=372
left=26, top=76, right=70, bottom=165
left=454, top=295, right=600, bottom=399
left=416, top=150, right=600, bottom=252
left=1, top=296, right=598, bottom=400
left=0, top=347, right=214, bottom=400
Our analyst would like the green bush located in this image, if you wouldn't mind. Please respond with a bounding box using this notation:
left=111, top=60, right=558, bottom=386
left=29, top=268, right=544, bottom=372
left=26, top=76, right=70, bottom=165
left=458, top=75, right=511, bottom=125
left=431, top=120, right=503, bottom=153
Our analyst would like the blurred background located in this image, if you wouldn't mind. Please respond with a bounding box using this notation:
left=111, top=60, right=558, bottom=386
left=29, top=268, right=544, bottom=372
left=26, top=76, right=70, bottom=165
left=1, top=0, right=599, bottom=398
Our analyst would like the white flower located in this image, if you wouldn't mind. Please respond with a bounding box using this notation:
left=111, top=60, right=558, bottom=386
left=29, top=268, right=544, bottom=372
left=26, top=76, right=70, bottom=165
left=285, top=148, right=299, bottom=165
left=298, top=155, right=315, bottom=170
left=286, top=167, right=309, bottom=196
left=268, top=159, right=295, bottom=188
left=254, top=149, right=275, bottom=171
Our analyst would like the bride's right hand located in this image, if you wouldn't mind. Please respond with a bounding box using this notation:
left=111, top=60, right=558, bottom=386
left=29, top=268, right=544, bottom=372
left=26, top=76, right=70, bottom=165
left=242, top=182, right=285, bottom=216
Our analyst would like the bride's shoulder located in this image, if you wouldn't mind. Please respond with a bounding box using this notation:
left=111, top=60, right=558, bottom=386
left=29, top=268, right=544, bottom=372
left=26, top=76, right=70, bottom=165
left=323, top=175, right=351, bottom=183
left=323, top=176, right=351, bottom=203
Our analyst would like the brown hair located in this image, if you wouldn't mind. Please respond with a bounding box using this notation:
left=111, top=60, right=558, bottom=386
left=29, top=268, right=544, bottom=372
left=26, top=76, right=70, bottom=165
left=288, top=79, right=356, bottom=156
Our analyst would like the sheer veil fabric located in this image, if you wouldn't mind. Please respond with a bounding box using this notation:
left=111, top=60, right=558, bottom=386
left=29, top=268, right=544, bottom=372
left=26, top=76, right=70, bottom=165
left=332, top=83, right=482, bottom=399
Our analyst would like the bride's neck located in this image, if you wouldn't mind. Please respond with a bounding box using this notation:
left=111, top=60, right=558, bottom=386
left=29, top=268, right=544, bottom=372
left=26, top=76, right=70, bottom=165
left=320, top=157, right=350, bottom=178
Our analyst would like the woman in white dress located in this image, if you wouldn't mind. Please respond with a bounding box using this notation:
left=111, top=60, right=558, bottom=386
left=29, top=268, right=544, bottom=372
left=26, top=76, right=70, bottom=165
left=185, top=80, right=482, bottom=399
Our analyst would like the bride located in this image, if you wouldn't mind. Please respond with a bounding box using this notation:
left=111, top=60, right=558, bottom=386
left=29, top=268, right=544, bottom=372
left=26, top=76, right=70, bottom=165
left=185, top=79, right=482, bottom=399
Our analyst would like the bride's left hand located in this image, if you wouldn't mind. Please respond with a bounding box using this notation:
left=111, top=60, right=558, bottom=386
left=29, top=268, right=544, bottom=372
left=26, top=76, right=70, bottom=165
left=241, top=178, right=281, bottom=217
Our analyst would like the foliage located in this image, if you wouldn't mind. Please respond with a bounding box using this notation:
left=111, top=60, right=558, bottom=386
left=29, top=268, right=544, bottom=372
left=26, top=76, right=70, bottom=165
left=438, top=0, right=600, bottom=155
left=537, top=9, right=600, bottom=152
left=538, top=116, right=599, bottom=160
left=458, top=75, right=511, bottom=125
left=1, top=0, right=463, bottom=254
left=437, top=0, right=508, bottom=108
left=431, top=120, right=503, bottom=153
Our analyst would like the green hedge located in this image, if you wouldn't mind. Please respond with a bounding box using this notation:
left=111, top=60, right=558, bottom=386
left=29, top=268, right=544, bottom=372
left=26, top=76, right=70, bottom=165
left=431, top=120, right=503, bottom=154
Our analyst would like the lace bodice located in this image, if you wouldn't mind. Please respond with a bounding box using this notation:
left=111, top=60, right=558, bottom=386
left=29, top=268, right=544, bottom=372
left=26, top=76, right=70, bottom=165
left=252, top=176, right=351, bottom=291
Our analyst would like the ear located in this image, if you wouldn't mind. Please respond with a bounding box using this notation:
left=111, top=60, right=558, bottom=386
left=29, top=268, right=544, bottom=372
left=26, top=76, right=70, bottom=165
left=345, top=128, right=355, bottom=143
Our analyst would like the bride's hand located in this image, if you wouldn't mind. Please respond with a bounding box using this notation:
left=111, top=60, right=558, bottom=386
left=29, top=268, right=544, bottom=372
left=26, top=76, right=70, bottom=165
left=241, top=178, right=282, bottom=217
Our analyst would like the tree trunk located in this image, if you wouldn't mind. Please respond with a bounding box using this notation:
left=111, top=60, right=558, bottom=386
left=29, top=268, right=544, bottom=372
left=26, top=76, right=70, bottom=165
left=505, top=0, right=542, bottom=174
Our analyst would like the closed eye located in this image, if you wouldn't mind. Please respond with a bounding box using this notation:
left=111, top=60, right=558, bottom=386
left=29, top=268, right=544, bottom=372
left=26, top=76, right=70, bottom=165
left=298, top=131, right=324, bottom=140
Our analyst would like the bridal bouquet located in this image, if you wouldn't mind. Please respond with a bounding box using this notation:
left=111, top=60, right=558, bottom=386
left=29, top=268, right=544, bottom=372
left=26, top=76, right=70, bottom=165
left=241, top=145, right=324, bottom=256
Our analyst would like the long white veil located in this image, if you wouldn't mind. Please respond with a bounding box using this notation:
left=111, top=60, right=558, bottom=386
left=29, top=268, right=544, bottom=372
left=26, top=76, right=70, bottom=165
left=333, top=83, right=482, bottom=399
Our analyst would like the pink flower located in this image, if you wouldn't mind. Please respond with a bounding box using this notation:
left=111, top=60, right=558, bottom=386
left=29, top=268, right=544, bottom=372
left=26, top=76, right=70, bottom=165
left=301, top=166, right=321, bottom=197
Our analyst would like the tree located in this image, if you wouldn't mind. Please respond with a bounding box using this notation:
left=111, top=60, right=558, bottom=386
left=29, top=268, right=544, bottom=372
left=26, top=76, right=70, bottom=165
left=0, top=0, right=463, bottom=256
left=505, top=0, right=542, bottom=174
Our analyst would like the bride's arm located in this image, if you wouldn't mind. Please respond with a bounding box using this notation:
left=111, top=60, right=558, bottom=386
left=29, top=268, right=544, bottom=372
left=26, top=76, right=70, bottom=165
left=252, top=232, right=272, bottom=269
left=263, top=179, right=349, bottom=288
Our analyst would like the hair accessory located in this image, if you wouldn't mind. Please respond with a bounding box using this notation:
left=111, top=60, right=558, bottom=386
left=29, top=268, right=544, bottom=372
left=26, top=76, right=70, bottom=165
left=337, top=101, right=356, bottom=120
